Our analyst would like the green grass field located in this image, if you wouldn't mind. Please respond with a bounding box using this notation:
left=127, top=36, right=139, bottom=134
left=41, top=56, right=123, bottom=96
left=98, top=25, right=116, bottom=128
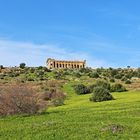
left=0, top=83, right=140, bottom=140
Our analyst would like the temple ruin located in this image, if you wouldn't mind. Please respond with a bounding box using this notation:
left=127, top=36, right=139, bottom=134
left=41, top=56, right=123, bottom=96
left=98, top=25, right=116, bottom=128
left=47, top=58, right=86, bottom=69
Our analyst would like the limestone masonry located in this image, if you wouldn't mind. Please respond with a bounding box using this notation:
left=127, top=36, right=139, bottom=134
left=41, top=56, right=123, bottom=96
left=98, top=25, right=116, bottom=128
left=47, top=58, right=86, bottom=69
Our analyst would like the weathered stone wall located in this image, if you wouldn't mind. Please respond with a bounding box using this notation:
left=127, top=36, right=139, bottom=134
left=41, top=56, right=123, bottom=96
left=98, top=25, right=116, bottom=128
left=47, top=58, right=86, bottom=69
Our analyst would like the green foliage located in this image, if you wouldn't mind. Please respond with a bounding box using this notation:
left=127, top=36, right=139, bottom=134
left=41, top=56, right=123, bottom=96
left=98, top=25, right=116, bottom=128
left=79, top=68, right=92, bottom=73
left=90, top=86, right=114, bottom=102
left=0, top=82, right=140, bottom=139
left=88, top=80, right=111, bottom=93
left=110, top=78, right=115, bottom=83
left=111, top=83, right=126, bottom=92
left=26, top=77, right=34, bottom=81
left=0, top=75, right=4, bottom=79
left=110, top=69, right=118, bottom=77
left=37, top=71, right=45, bottom=76
left=74, top=84, right=90, bottom=95
left=125, top=74, right=133, bottom=79
left=0, top=65, right=4, bottom=69
left=73, top=72, right=81, bottom=78
left=114, top=74, right=123, bottom=79
left=53, top=72, right=64, bottom=80
left=43, top=90, right=66, bottom=106
left=121, top=76, right=127, bottom=81
left=88, top=72, right=99, bottom=78
left=96, top=80, right=111, bottom=90
left=29, top=68, right=35, bottom=73
left=88, top=84, right=97, bottom=93
left=19, top=63, right=26, bottom=69
left=125, top=79, right=132, bottom=84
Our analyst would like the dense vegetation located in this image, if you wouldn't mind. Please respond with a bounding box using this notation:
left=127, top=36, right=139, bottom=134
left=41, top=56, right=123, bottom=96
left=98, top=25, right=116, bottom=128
left=90, top=86, right=114, bottom=102
left=0, top=65, right=140, bottom=139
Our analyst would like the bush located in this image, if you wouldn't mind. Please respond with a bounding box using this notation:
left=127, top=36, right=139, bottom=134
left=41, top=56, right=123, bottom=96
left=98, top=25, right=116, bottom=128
left=43, top=90, right=67, bottom=106
left=73, top=72, right=81, bottom=78
left=110, top=69, right=118, bottom=77
left=111, top=83, right=126, bottom=92
left=0, top=86, right=47, bottom=116
left=90, top=87, right=114, bottom=102
left=121, top=76, right=127, bottom=81
left=110, top=78, right=115, bottom=83
left=53, top=72, right=63, bottom=80
left=96, top=80, right=111, bottom=90
left=29, top=68, right=35, bottom=73
left=88, top=84, right=97, bottom=92
left=0, top=75, right=4, bottom=79
left=79, top=68, right=92, bottom=73
left=125, top=74, right=132, bottom=79
left=114, top=74, right=123, bottom=79
left=74, top=84, right=90, bottom=95
left=125, top=79, right=132, bottom=84
left=27, top=77, right=34, bottom=81
left=89, top=72, right=99, bottom=78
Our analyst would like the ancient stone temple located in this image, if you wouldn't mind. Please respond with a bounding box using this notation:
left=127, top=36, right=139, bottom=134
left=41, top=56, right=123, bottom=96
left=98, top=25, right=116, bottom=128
left=47, top=58, right=86, bottom=69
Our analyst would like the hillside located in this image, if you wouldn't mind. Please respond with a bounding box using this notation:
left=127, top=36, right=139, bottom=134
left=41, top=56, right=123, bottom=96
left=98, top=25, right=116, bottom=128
left=0, top=87, right=140, bottom=139
left=0, top=67, right=140, bottom=139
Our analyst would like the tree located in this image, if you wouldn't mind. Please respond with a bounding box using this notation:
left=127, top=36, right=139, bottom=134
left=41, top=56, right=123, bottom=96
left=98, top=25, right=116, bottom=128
left=0, top=65, right=4, bottom=69
left=19, top=63, right=26, bottom=69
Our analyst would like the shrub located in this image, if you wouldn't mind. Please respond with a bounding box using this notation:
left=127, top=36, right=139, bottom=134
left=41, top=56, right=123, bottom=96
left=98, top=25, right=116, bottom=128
left=53, top=72, right=63, bottom=80
left=74, top=84, right=90, bottom=95
left=96, top=80, right=110, bottom=90
left=88, top=84, right=97, bottom=92
left=114, top=74, right=123, bottom=79
left=43, top=67, right=51, bottom=72
left=0, top=85, right=47, bottom=116
left=125, top=79, right=132, bottom=84
left=111, top=83, right=126, bottom=92
left=110, top=78, right=115, bottom=83
left=27, top=77, right=34, bottom=81
left=90, top=87, right=114, bottom=102
left=110, top=69, right=118, bottom=77
left=43, top=90, right=66, bottom=106
left=121, top=76, right=127, bottom=81
left=89, top=72, right=99, bottom=78
left=0, top=75, right=4, bottom=79
left=30, top=68, right=35, bottom=73
left=73, top=72, right=81, bottom=78
left=37, top=71, right=44, bottom=76
left=79, top=68, right=92, bottom=73
left=125, top=74, right=132, bottom=79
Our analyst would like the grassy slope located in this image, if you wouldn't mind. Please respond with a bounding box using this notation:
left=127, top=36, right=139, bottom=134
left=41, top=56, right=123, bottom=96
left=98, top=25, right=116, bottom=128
left=0, top=83, right=140, bottom=140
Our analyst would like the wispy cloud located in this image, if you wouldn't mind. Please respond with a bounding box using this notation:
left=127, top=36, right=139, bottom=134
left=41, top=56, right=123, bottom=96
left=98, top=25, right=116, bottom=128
left=1, top=38, right=139, bottom=68
left=0, top=39, right=108, bottom=67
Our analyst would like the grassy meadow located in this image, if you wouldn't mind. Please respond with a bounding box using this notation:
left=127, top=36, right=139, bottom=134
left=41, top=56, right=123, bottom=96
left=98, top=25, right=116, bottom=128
left=0, top=67, right=140, bottom=139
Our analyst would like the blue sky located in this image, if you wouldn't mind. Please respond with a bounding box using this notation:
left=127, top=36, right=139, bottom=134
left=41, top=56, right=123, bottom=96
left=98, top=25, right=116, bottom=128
left=0, top=0, right=140, bottom=67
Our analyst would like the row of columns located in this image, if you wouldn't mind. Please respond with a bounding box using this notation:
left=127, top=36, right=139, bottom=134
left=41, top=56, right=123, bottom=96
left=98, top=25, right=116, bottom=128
left=51, top=61, right=85, bottom=69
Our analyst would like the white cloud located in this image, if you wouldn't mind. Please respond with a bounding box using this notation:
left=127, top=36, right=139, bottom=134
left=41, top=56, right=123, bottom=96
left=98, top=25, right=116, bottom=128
left=1, top=38, right=123, bottom=68
left=0, top=39, right=109, bottom=67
